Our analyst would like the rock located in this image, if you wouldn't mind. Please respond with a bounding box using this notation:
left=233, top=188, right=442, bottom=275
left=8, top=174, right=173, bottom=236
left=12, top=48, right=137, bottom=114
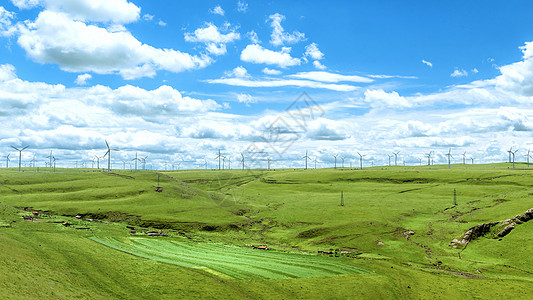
left=377, top=241, right=385, bottom=246
left=404, top=230, right=415, bottom=236
left=494, top=224, right=515, bottom=238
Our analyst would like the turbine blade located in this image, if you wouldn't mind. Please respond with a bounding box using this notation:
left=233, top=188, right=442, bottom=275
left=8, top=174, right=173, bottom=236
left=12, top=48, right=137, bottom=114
left=105, top=140, right=110, bottom=149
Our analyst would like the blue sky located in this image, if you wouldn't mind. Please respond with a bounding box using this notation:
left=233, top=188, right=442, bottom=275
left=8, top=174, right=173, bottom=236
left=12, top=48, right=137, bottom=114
left=0, top=0, right=532, bottom=169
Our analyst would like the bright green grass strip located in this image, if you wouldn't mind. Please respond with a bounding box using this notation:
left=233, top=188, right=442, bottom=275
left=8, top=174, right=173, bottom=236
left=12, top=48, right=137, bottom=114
left=90, top=237, right=369, bottom=279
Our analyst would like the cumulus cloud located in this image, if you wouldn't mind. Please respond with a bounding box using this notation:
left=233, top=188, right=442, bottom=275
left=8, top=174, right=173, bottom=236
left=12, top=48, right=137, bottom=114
left=422, top=59, right=433, bottom=68
left=240, top=44, right=300, bottom=68
left=13, top=0, right=141, bottom=24
left=184, top=23, right=240, bottom=43
left=247, top=30, right=260, bottom=44
left=288, top=71, right=373, bottom=83
left=0, top=64, right=17, bottom=81
left=363, top=89, right=412, bottom=109
left=209, top=5, right=225, bottom=16
left=0, top=6, right=16, bottom=37
left=262, top=67, right=281, bottom=75
left=225, top=66, right=250, bottom=78
left=304, top=43, right=324, bottom=60
left=185, top=23, right=240, bottom=56
left=142, top=14, right=153, bottom=21
left=268, top=13, right=305, bottom=46
left=75, top=73, right=91, bottom=85
left=16, top=10, right=211, bottom=79
left=313, top=61, right=326, bottom=70
left=451, top=68, right=468, bottom=77
left=237, top=93, right=256, bottom=106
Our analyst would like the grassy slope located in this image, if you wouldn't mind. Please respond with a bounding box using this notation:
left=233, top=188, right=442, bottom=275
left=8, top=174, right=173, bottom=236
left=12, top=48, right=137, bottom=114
left=0, top=164, right=532, bottom=298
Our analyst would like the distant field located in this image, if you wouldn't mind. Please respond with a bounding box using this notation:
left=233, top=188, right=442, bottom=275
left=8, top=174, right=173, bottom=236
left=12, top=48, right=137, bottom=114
left=0, top=164, right=532, bottom=298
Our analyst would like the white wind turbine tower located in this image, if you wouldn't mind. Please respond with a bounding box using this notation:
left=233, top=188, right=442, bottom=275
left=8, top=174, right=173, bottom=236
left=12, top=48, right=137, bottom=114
left=341, top=157, right=345, bottom=168
left=5, top=153, right=10, bottom=168
left=425, top=151, right=433, bottom=166
left=141, top=156, right=148, bottom=170
left=11, top=146, right=29, bottom=172
left=418, top=157, right=423, bottom=166
left=446, top=148, right=453, bottom=169
left=357, top=152, right=365, bottom=170
left=132, top=152, right=140, bottom=172
left=30, top=155, right=37, bottom=168
left=94, top=155, right=101, bottom=169
left=241, top=153, right=245, bottom=170
left=462, top=151, right=467, bottom=165
left=302, top=150, right=310, bottom=170
left=393, top=151, right=400, bottom=166
left=47, top=151, right=53, bottom=168
left=511, top=148, right=519, bottom=168
left=333, top=154, right=339, bottom=169
left=313, top=157, right=319, bottom=169
left=387, top=154, right=392, bottom=166
left=507, top=147, right=513, bottom=163
left=524, top=149, right=531, bottom=167
left=216, top=149, right=223, bottom=170
left=103, top=140, right=119, bottom=171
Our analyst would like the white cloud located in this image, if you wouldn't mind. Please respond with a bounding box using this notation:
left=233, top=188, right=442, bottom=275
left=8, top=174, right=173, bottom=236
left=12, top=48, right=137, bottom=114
left=15, top=10, right=211, bottom=79
left=240, top=44, right=301, bottom=68
left=0, top=64, right=17, bottom=81
left=0, top=6, right=16, bottom=37
left=313, top=61, right=326, bottom=70
left=471, top=68, right=479, bottom=74
left=206, top=43, right=227, bottom=56
left=304, top=43, right=324, bottom=60
left=15, top=0, right=141, bottom=24
left=451, top=68, right=468, bottom=77
left=158, top=20, right=166, bottom=26
left=237, top=93, right=255, bottom=106
left=184, top=23, right=240, bottom=44
left=209, top=5, right=225, bottom=16
left=422, top=59, right=433, bottom=68
left=142, top=14, right=153, bottom=21
left=363, top=89, right=412, bottom=109
left=75, top=73, right=91, bottom=85
left=247, top=30, right=260, bottom=44
left=205, top=77, right=358, bottom=92
left=225, top=66, right=249, bottom=78
left=237, top=1, right=248, bottom=12
left=262, top=67, right=281, bottom=75
left=288, top=71, right=373, bottom=83
left=268, top=13, right=305, bottom=46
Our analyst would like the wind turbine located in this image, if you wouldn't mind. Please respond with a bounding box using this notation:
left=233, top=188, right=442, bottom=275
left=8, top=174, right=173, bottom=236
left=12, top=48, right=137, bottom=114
left=228, top=157, right=231, bottom=169
left=267, top=157, right=272, bottom=170
left=94, top=155, right=101, bottom=169
left=122, top=160, right=127, bottom=170
left=507, top=147, right=513, bottom=163
left=216, top=149, right=223, bottom=170
left=393, top=151, right=400, bottom=166
left=357, top=152, right=365, bottom=170
left=425, top=151, right=433, bottom=166
left=47, top=151, right=53, bottom=168
left=204, top=159, right=208, bottom=170
left=5, top=153, right=10, bottom=168
left=524, top=149, right=531, bottom=167
left=30, top=155, right=37, bottom=168
left=462, top=151, right=467, bottom=165
left=302, top=150, right=310, bottom=170
left=341, top=157, right=345, bottom=168
left=387, top=154, right=392, bottom=166
left=446, top=148, right=453, bottom=169
left=333, top=154, right=339, bottom=169
left=418, top=157, right=423, bottom=166
left=241, top=153, right=245, bottom=170
left=313, top=157, right=319, bottom=169
left=103, top=140, right=119, bottom=171
left=132, top=152, right=140, bottom=172
left=141, top=156, right=148, bottom=170
left=11, top=146, right=29, bottom=172
left=511, top=148, right=519, bottom=168
left=222, top=156, right=226, bottom=170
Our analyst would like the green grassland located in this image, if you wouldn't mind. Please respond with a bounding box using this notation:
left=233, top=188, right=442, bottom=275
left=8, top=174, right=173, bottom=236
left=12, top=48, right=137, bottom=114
left=0, top=163, right=532, bottom=299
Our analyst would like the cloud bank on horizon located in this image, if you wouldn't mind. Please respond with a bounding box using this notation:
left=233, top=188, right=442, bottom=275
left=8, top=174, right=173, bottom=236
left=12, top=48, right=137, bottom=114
left=0, top=0, right=531, bottom=169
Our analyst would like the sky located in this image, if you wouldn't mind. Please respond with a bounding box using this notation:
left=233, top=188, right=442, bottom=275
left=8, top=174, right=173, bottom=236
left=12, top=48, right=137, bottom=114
left=0, top=0, right=532, bottom=169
